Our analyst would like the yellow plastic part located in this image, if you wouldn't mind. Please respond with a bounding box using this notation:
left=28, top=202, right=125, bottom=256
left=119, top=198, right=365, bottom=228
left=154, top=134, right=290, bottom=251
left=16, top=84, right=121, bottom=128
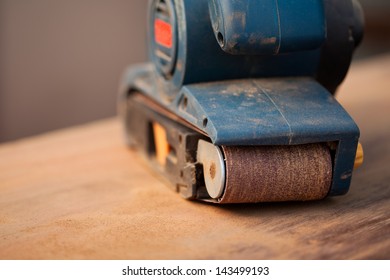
left=153, top=122, right=170, bottom=166
left=354, top=142, right=364, bottom=169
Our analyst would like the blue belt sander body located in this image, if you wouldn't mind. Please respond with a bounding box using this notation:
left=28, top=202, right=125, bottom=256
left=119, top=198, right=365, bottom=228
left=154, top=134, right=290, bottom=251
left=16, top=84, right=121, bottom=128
left=119, top=0, right=364, bottom=203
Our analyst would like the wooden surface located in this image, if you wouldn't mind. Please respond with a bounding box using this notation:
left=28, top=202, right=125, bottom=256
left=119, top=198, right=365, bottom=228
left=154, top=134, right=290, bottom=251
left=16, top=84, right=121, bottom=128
left=1, top=55, right=389, bottom=260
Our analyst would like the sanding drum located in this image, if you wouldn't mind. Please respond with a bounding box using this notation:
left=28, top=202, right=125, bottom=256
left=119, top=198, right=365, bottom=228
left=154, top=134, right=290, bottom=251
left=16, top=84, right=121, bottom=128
left=198, top=141, right=332, bottom=203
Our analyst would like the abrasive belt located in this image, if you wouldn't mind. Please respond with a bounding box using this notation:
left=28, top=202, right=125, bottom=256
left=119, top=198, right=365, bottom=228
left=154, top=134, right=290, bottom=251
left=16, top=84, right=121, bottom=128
left=218, top=144, right=332, bottom=203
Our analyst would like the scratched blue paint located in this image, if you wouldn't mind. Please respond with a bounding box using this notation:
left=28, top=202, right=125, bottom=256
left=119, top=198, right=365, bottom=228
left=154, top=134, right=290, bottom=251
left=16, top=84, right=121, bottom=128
left=209, top=0, right=326, bottom=55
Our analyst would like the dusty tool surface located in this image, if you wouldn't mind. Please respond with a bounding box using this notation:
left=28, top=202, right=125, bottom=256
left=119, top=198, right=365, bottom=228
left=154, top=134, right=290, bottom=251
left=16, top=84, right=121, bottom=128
left=0, top=56, right=389, bottom=259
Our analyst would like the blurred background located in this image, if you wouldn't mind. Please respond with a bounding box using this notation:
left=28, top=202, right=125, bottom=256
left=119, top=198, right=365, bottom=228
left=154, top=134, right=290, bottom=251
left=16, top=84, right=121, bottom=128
left=0, top=0, right=389, bottom=142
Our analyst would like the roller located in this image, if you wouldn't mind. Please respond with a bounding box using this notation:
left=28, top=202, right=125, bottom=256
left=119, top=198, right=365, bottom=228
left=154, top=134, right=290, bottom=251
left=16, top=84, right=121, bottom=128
left=198, top=141, right=332, bottom=203
left=119, top=0, right=364, bottom=203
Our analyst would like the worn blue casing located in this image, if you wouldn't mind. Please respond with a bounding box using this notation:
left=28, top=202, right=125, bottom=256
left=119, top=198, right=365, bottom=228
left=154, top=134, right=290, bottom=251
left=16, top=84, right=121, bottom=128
left=149, top=0, right=322, bottom=97
left=209, top=0, right=326, bottom=55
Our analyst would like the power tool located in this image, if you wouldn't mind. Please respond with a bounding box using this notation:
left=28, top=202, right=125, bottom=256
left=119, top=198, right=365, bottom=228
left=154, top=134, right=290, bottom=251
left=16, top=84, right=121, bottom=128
left=119, top=0, right=364, bottom=203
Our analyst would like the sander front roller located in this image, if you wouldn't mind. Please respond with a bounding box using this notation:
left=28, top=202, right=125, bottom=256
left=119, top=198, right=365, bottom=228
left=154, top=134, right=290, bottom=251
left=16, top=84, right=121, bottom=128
left=119, top=0, right=364, bottom=203
left=198, top=141, right=332, bottom=203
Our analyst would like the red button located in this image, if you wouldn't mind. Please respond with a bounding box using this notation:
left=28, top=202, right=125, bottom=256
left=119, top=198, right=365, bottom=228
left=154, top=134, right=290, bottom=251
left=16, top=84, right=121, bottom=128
left=154, top=19, right=173, bottom=48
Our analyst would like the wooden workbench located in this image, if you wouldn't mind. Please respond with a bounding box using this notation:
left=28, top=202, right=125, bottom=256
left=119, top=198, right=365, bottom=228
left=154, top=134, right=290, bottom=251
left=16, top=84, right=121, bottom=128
left=1, top=55, right=389, bottom=260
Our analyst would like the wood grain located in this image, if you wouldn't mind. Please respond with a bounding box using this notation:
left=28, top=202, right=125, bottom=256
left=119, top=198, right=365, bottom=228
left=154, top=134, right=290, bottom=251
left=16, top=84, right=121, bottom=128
left=0, top=55, right=389, bottom=260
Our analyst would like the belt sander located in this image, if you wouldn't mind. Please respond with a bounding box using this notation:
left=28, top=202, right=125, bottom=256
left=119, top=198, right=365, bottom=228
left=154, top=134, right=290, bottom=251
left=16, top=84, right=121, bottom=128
left=119, top=0, right=364, bottom=203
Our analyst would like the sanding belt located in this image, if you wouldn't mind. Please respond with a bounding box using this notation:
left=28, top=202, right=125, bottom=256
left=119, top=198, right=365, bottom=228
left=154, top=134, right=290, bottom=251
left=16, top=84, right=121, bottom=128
left=216, top=144, right=332, bottom=203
